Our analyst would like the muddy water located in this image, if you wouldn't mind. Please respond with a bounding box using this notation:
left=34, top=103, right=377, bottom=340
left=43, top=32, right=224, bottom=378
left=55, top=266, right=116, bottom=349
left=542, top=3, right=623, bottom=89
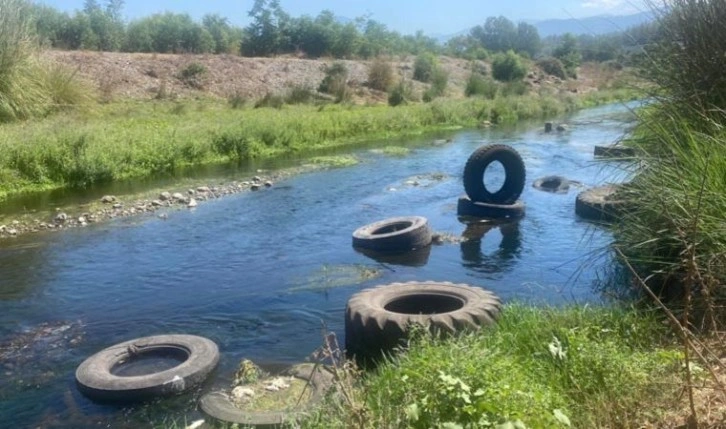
left=0, top=102, right=637, bottom=428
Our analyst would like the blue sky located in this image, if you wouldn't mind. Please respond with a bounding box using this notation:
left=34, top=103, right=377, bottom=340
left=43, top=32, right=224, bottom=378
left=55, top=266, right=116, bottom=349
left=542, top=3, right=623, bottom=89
left=39, top=0, right=644, bottom=34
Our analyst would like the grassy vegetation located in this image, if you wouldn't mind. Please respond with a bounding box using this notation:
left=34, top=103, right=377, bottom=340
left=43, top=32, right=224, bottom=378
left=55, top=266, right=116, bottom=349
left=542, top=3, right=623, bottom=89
left=0, top=88, right=638, bottom=200
left=612, top=0, right=726, bottom=318
left=302, top=305, right=682, bottom=428
left=0, top=0, right=90, bottom=122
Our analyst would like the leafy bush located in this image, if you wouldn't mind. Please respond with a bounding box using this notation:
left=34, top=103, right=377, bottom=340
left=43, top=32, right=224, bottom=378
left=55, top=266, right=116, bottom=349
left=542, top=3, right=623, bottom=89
left=500, top=81, right=530, bottom=97
left=227, top=91, right=247, bottom=109
left=367, top=57, right=394, bottom=92
left=388, top=80, right=413, bottom=106
left=318, top=62, right=350, bottom=103
left=537, top=57, right=567, bottom=80
left=424, top=68, right=449, bottom=101
left=491, top=50, right=527, bottom=82
left=284, top=85, right=315, bottom=105
left=178, top=62, right=206, bottom=80
left=465, top=73, right=498, bottom=98
left=254, top=92, right=284, bottom=109
left=413, top=53, right=437, bottom=83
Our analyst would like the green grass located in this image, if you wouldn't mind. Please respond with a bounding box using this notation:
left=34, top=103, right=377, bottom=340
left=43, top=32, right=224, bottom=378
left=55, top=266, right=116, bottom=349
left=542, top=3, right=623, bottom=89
left=302, top=305, right=683, bottom=429
left=0, top=89, right=639, bottom=200
left=613, top=107, right=726, bottom=307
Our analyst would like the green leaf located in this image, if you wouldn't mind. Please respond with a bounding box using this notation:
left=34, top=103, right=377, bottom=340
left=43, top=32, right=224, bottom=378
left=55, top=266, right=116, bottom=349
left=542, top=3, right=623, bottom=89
left=553, top=409, right=571, bottom=427
left=441, top=423, right=464, bottom=429
left=405, top=403, right=420, bottom=422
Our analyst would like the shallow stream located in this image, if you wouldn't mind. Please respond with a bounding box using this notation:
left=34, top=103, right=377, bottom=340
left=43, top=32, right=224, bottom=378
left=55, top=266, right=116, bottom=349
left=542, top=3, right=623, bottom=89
left=0, top=102, right=636, bottom=427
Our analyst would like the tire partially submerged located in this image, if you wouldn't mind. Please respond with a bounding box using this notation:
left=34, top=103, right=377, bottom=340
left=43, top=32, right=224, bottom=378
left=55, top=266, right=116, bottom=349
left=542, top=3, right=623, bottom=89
left=354, top=244, right=432, bottom=267
left=463, top=144, right=526, bottom=204
left=457, top=196, right=525, bottom=220
left=345, top=281, right=501, bottom=364
left=532, top=175, right=574, bottom=194
left=575, top=185, right=628, bottom=222
left=200, top=363, right=334, bottom=427
left=76, top=334, right=219, bottom=402
left=352, top=216, right=432, bottom=252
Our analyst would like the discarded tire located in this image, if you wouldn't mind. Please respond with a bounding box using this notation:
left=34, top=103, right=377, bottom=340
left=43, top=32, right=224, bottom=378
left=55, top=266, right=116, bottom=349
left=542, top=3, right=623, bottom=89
left=575, top=185, right=628, bottom=222
left=532, top=175, right=572, bottom=193
left=345, top=281, right=501, bottom=364
left=354, top=244, right=432, bottom=267
left=463, top=144, right=526, bottom=204
left=457, top=196, right=525, bottom=219
left=594, top=145, right=636, bottom=158
left=75, top=334, right=219, bottom=402
left=200, top=363, right=334, bottom=427
left=352, top=216, right=432, bottom=252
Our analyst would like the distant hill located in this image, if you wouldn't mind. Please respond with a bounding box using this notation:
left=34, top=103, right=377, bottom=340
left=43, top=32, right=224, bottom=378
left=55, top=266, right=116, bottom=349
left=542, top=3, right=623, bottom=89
left=434, top=11, right=655, bottom=44
left=532, top=12, right=654, bottom=37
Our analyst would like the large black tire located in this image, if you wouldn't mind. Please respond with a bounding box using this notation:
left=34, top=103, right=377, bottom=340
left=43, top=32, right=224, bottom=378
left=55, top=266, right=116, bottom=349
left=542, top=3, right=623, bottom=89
left=345, top=281, right=501, bottom=364
left=532, top=175, right=571, bottom=194
left=76, top=334, right=219, bottom=403
left=457, top=196, right=525, bottom=220
left=352, top=216, right=432, bottom=252
left=200, top=363, right=334, bottom=427
left=575, top=185, right=628, bottom=222
left=463, top=144, right=526, bottom=204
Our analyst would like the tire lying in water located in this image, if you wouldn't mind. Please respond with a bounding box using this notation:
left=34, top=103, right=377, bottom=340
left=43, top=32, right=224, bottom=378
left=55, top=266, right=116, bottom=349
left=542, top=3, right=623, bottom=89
left=456, top=196, right=525, bottom=220
left=354, top=244, right=432, bottom=267
left=200, top=363, right=334, bottom=427
left=75, top=334, right=219, bottom=403
left=575, top=185, right=628, bottom=222
left=352, top=216, right=432, bottom=252
left=532, top=175, right=572, bottom=194
left=463, top=144, right=526, bottom=204
left=345, top=281, right=501, bottom=364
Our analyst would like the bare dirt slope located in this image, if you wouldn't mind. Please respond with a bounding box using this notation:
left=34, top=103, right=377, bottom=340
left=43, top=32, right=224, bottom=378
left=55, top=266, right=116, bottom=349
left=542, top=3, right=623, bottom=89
left=46, top=51, right=609, bottom=103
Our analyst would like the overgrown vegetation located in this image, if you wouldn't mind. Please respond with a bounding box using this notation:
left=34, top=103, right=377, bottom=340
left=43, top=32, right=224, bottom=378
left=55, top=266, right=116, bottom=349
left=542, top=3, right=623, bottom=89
left=366, top=57, right=394, bottom=92
left=0, top=89, right=637, bottom=199
left=0, top=0, right=90, bottom=122
left=614, top=0, right=726, bottom=321
left=302, top=306, right=682, bottom=428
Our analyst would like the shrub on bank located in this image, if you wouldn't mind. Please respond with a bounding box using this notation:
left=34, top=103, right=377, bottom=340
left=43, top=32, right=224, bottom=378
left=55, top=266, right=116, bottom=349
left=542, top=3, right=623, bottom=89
left=367, top=57, right=394, bottom=92
left=491, top=50, right=527, bottom=82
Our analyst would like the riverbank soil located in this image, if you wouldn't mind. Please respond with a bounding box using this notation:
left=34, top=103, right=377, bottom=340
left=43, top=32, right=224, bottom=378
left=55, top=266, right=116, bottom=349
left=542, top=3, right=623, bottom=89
left=46, top=51, right=622, bottom=103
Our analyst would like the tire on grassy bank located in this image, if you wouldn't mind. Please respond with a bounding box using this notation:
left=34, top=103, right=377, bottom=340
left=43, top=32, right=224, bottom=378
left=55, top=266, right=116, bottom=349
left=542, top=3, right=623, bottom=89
left=345, top=281, right=501, bottom=365
left=463, top=144, right=526, bottom=204
left=75, top=334, right=219, bottom=402
left=352, top=216, right=432, bottom=252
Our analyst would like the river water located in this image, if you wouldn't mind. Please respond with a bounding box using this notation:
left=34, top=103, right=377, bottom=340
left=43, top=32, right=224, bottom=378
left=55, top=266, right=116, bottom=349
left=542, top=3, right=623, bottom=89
left=0, top=102, right=636, bottom=428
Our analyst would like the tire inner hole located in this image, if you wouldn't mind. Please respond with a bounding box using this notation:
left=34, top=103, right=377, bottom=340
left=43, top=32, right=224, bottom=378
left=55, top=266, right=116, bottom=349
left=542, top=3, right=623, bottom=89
left=372, top=221, right=412, bottom=235
left=111, top=346, right=189, bottom=377
left=384, top=294, right=464, bottom=314
left=483, top=161, right=505, bottom=193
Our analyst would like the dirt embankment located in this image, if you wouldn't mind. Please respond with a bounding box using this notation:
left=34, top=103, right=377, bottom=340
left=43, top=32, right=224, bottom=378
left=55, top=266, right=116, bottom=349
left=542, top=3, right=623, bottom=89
left=46, top=51, right=610, bottom=103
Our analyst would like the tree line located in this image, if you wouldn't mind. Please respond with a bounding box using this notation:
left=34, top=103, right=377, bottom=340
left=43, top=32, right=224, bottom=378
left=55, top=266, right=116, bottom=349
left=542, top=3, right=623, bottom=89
left=28, top=0, right=657, bottom=63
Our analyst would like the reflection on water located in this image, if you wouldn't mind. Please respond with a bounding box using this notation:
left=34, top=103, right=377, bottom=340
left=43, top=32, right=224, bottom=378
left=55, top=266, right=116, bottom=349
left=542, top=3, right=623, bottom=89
left=460, top=221, right=522, bottom=274
left=354, top=245, right=432, bottom=267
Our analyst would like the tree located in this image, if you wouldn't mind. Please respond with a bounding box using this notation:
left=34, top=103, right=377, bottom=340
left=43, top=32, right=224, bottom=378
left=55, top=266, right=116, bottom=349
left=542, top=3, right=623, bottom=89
left=553, top=33, right=581, bottom=78
left=472, top=16, right=516, bottom=53
left=243, top=0, right=288, bottom=56
left=515, top=22, right=540, bottom=57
